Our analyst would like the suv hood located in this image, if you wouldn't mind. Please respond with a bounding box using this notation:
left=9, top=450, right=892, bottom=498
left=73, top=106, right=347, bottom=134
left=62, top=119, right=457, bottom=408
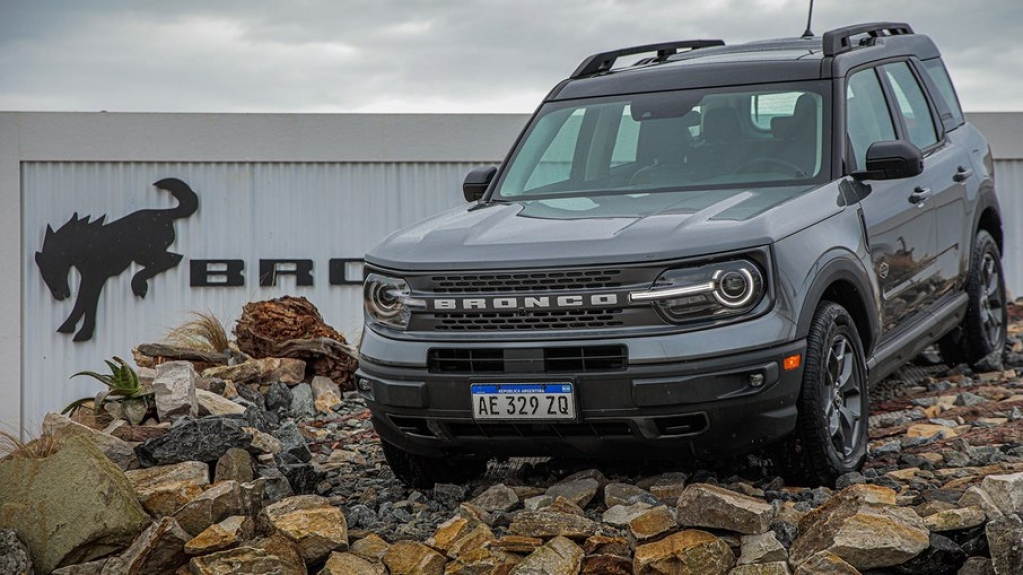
left=368, top=184, right=846, bottom=270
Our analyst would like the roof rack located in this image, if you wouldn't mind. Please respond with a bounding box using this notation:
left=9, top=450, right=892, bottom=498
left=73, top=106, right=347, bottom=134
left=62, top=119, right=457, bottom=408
left=821, top=22, right=914, bottom=57
left=570, top=40, right=725, bottom=79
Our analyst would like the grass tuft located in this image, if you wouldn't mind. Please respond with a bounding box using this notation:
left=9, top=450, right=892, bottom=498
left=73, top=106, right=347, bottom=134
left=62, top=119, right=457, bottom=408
left=164, top=311, right=230, bottom=353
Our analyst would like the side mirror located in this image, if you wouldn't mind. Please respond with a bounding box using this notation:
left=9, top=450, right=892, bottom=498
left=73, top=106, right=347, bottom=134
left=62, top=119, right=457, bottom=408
left=852, top=140, right=924, bottom=181
left=463, top=166, right=497, bottom=202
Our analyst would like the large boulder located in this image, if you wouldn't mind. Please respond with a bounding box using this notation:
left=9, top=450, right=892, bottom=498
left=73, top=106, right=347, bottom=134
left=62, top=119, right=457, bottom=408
left=258, top=495, right=348, bottom=563
left=675, top=483, right=775, bottom=534
left=99, top=516, right=191, bottom=575
left=789, top=484, right=929, bottom=570
left=42, top=412, right=139, bottom=470
left=135, top=417, right=253, bottom=466
left=633, top=530, right=734, bottom=575
left=0, top=437, right=150, bottom=573
left=151, top=361, right=199, bottom=422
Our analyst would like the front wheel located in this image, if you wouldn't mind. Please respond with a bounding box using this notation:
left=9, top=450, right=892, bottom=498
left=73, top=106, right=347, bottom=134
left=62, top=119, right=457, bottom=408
left=778, top=301, right=868, bottom=487
left=380, top=439, right=488, bottom=489
left=939, top=230, right=1007, bottom=367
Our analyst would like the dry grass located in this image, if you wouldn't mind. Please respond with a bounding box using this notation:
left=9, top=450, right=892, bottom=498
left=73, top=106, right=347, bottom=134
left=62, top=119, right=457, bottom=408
left=0, top=427, right=58, bottom=460
left=164, top=311, right=230, bottom=353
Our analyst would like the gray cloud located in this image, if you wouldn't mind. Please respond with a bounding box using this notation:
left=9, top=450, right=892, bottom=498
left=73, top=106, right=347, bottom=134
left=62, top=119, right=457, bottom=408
left=0, top=0, right=1020, bottom=112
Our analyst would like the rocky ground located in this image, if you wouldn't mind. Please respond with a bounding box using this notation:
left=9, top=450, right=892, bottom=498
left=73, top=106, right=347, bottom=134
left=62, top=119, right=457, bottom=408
left=4, top=302, right=1023, bottom=574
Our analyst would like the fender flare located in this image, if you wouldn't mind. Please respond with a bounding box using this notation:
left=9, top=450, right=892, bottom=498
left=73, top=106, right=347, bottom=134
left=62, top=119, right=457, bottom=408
left=794, top=255, right=879, bottom=355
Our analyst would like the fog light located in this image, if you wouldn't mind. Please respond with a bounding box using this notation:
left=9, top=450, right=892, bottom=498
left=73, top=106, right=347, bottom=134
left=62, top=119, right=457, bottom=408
left=358, top=378, right=372, bottom=392
left=749, top=373, right=765, bottom=387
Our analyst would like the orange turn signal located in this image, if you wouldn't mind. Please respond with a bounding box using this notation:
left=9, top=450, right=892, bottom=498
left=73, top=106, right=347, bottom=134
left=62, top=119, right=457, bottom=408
left=783, top=354, right=802, bottom=371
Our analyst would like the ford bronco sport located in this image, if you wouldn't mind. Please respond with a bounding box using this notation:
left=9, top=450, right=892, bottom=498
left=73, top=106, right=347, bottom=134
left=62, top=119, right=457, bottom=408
left=358, top=23, right=1005, bottom=487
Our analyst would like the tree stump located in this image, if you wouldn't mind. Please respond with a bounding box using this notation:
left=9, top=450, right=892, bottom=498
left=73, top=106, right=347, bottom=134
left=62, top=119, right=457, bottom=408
left=233, top=296, right=358, bottom=390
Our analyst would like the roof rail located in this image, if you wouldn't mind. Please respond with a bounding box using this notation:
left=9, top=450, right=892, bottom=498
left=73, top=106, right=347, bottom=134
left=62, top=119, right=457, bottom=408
left=822, top=22, right=914, bottom=57
left=570, top=40, right=725, bottom=79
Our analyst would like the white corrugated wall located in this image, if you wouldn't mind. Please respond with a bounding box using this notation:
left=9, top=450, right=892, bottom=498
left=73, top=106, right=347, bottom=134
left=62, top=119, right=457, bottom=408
left=994, top=159, right=1023, bottom=299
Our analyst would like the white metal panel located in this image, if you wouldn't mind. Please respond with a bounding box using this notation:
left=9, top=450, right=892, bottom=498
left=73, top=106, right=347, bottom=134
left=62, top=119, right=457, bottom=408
left=21, top=161, right=487, bottom=427
left=993, top=159, right=1023, bottom=299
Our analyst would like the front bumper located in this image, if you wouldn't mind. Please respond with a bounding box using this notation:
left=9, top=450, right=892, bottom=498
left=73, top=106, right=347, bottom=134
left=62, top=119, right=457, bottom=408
left=358, top=332, right=806, bottom=461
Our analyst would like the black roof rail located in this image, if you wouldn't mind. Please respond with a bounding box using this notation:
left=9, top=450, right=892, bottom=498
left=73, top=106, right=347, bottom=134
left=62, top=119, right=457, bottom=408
left=570, top=40, right=725, bottom=79
left=822, top=22, right=914, bottom=57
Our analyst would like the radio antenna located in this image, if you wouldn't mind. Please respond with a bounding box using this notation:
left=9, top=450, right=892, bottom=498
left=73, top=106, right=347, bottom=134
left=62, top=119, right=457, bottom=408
left=801, top=0, right=815, bottom=38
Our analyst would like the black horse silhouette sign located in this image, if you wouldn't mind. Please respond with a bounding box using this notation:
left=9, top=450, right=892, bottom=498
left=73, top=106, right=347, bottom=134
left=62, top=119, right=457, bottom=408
left=35, top=178, right=199, bottom=342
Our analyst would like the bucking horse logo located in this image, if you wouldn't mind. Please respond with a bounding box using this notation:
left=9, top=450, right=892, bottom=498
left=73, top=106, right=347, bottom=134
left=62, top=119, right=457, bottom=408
left=35, top=178, right=200, bottom=342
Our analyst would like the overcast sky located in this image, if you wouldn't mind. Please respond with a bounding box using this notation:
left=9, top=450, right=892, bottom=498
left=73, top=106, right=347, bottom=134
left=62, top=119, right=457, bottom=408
left=1, top=0, right=1020, bottom=114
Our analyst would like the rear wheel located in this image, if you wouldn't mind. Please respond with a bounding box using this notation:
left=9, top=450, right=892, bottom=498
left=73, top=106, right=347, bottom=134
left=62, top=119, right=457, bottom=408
left=778, top=301, right=868, bottom=487
left=939, top=230, right=1007, bottom=367
left=380, top=439, right=488, bottom=489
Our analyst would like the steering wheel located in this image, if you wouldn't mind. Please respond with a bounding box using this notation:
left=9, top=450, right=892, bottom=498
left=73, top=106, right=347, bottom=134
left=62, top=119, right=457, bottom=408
left=732, top=157, right=807, bottom=178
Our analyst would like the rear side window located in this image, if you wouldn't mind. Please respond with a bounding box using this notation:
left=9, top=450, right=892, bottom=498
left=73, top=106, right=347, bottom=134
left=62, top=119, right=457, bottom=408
left=922, top=59, right=965, bottom=126
left=846, top=68, right=897, bottom=171
left=883, top=62, right=939, bottom=150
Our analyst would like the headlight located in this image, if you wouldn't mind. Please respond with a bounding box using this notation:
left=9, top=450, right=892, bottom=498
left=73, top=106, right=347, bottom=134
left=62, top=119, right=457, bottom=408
left=629, top=259, right=765, bottom=323
left=364, top=273, right=424, bottom=331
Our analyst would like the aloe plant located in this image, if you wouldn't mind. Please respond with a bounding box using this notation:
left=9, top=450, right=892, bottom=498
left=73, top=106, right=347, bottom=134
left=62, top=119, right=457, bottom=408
left=62, top=357, right=153, bottom=424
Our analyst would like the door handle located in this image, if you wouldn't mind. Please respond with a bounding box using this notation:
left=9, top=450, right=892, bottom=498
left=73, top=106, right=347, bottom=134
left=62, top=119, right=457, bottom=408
left=909, top=187, right=931, bottom=205
left=953, top=166, right=973, bottom=182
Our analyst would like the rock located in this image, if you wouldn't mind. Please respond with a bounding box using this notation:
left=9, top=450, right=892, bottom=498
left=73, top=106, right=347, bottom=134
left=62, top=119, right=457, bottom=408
left=433, top=483, right=467, bottom=508
left=311, top=376, right=342, bottom=414
left=446, top=524, right=496, bottom=559
left=258, top=467, right=294, bottom=503
left=273, top=421, right=313, bottom=464
left=152, top=361, right=199, bottom=422
left=42, top=412, right=139, bottom=470
left=382, top=540, right=446, bottom=575
left=545, top=478, right=599, bottom=509
left=125, top=461, right=211, bottom=517
left=509, top=536, right=583, bottom=575
left=187, top=547, right=282, bottom=575
left=675, top=483, right=775, bottom=535
left=214, top=448, right=255, bottom=484
left=249, top=534, right=307, bottom=575
left=425, top=517, right=470, bottom=554
left=633, top=530, right=734, bottom=575
left=891, top=532, right=966, bottom=575
left=195, top=389, right=246, bottom=417
left=627, top=505, right=678, bottom=545
left=472, top=484, right=520, bottom=513
left=957, top=557, right=995, bottom=575
left=50, top=559, right=108, bottom=574
left=602, top=502, right=654, bottom=527
left=986, top=514, right=1023, bottom=575
left=184, top=516, right=254, bottom=555
left=319, top=551, right=386, bottom=575
left=289, top=383, right=316, bottom=419
left=958, top=485, right=1004, bottom=520
left=729, top=563, right=791, bottom=575
left=605, top=483, right=657, bottom=507
left=524, top=495, right=555, bottom=512
left=648, top=473, right=688, bottom=505
left=789, top=484, right=929, bottom=570
left=583, top=535, right=630, bottom=557
left=259, top=495, right=348, bottom=562
left=201, top=361, right=264, bottom=384
left=264, top=382, right=293, bottom=416
left=279, top=463, right=322, bottom=495
left=350, top=534, right=390, bottom=561
left=509, top=511, right=600, bottom=539
left=0, top=529, right=33, bottom=575
left=980, top=472, right=1023, bottom=515
left=446, top=547, right=521, bottom=575
left=107, top=516, right=191, bottom=575
left=135, top=417, right=252, bottom=466
left=923, top=506, right=987, bottom=532
left=256, top=357, right=308, bottom=384
left=956, top=392, right=990, bottom=407
left=546, top=496, right=585, bottom=517
left=173, top=480, right=259, bottom=537
left=244, top=428, right=283, bottom=455
left=0, top=437, right=150, bottom=574
left=791, top=551, right=860, bottom=575
left=581, top=554, right=632, bottom=575
left=738, top=531, right=787, bottom=565
left=907, top=423, right=959, bottom=440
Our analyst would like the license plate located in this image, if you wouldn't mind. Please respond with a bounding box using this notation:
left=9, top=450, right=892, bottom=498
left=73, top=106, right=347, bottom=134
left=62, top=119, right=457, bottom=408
left=471, top=383, right=576, bottom=420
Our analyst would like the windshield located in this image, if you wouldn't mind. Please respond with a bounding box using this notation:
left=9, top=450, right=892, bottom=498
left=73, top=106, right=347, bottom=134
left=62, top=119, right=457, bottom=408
left=495, top=81, right=831, bottom=200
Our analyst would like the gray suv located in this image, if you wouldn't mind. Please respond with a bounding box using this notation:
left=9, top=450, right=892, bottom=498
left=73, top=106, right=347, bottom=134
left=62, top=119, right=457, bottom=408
left=358, top=23, right=1005, bottom=487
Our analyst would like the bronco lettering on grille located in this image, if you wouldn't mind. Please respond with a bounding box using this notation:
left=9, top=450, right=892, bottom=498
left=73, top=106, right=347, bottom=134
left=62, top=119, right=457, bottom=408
left=432, top=293, right=620, bottom=311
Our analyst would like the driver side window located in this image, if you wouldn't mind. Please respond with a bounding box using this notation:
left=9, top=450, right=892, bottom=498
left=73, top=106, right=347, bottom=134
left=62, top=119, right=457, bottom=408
left=846, top=69, right=896, bottom=172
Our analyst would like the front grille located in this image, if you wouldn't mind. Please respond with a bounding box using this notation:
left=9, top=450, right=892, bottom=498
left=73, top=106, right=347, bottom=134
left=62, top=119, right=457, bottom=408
left=431, top=270, right=623, bottom=293
left=447, top=421, right=634, bottom=439
left=428, top=345, right=627, bottom=374
left=434, top=308, right=625, bottom=331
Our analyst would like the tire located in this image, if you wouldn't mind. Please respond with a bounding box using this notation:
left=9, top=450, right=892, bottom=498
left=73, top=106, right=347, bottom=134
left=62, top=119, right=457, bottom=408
left=380, top=439, right=488, bottom=489
left=939, top=230, right=1007, bottom=367
left=778, top=301, right=869, bottom=487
